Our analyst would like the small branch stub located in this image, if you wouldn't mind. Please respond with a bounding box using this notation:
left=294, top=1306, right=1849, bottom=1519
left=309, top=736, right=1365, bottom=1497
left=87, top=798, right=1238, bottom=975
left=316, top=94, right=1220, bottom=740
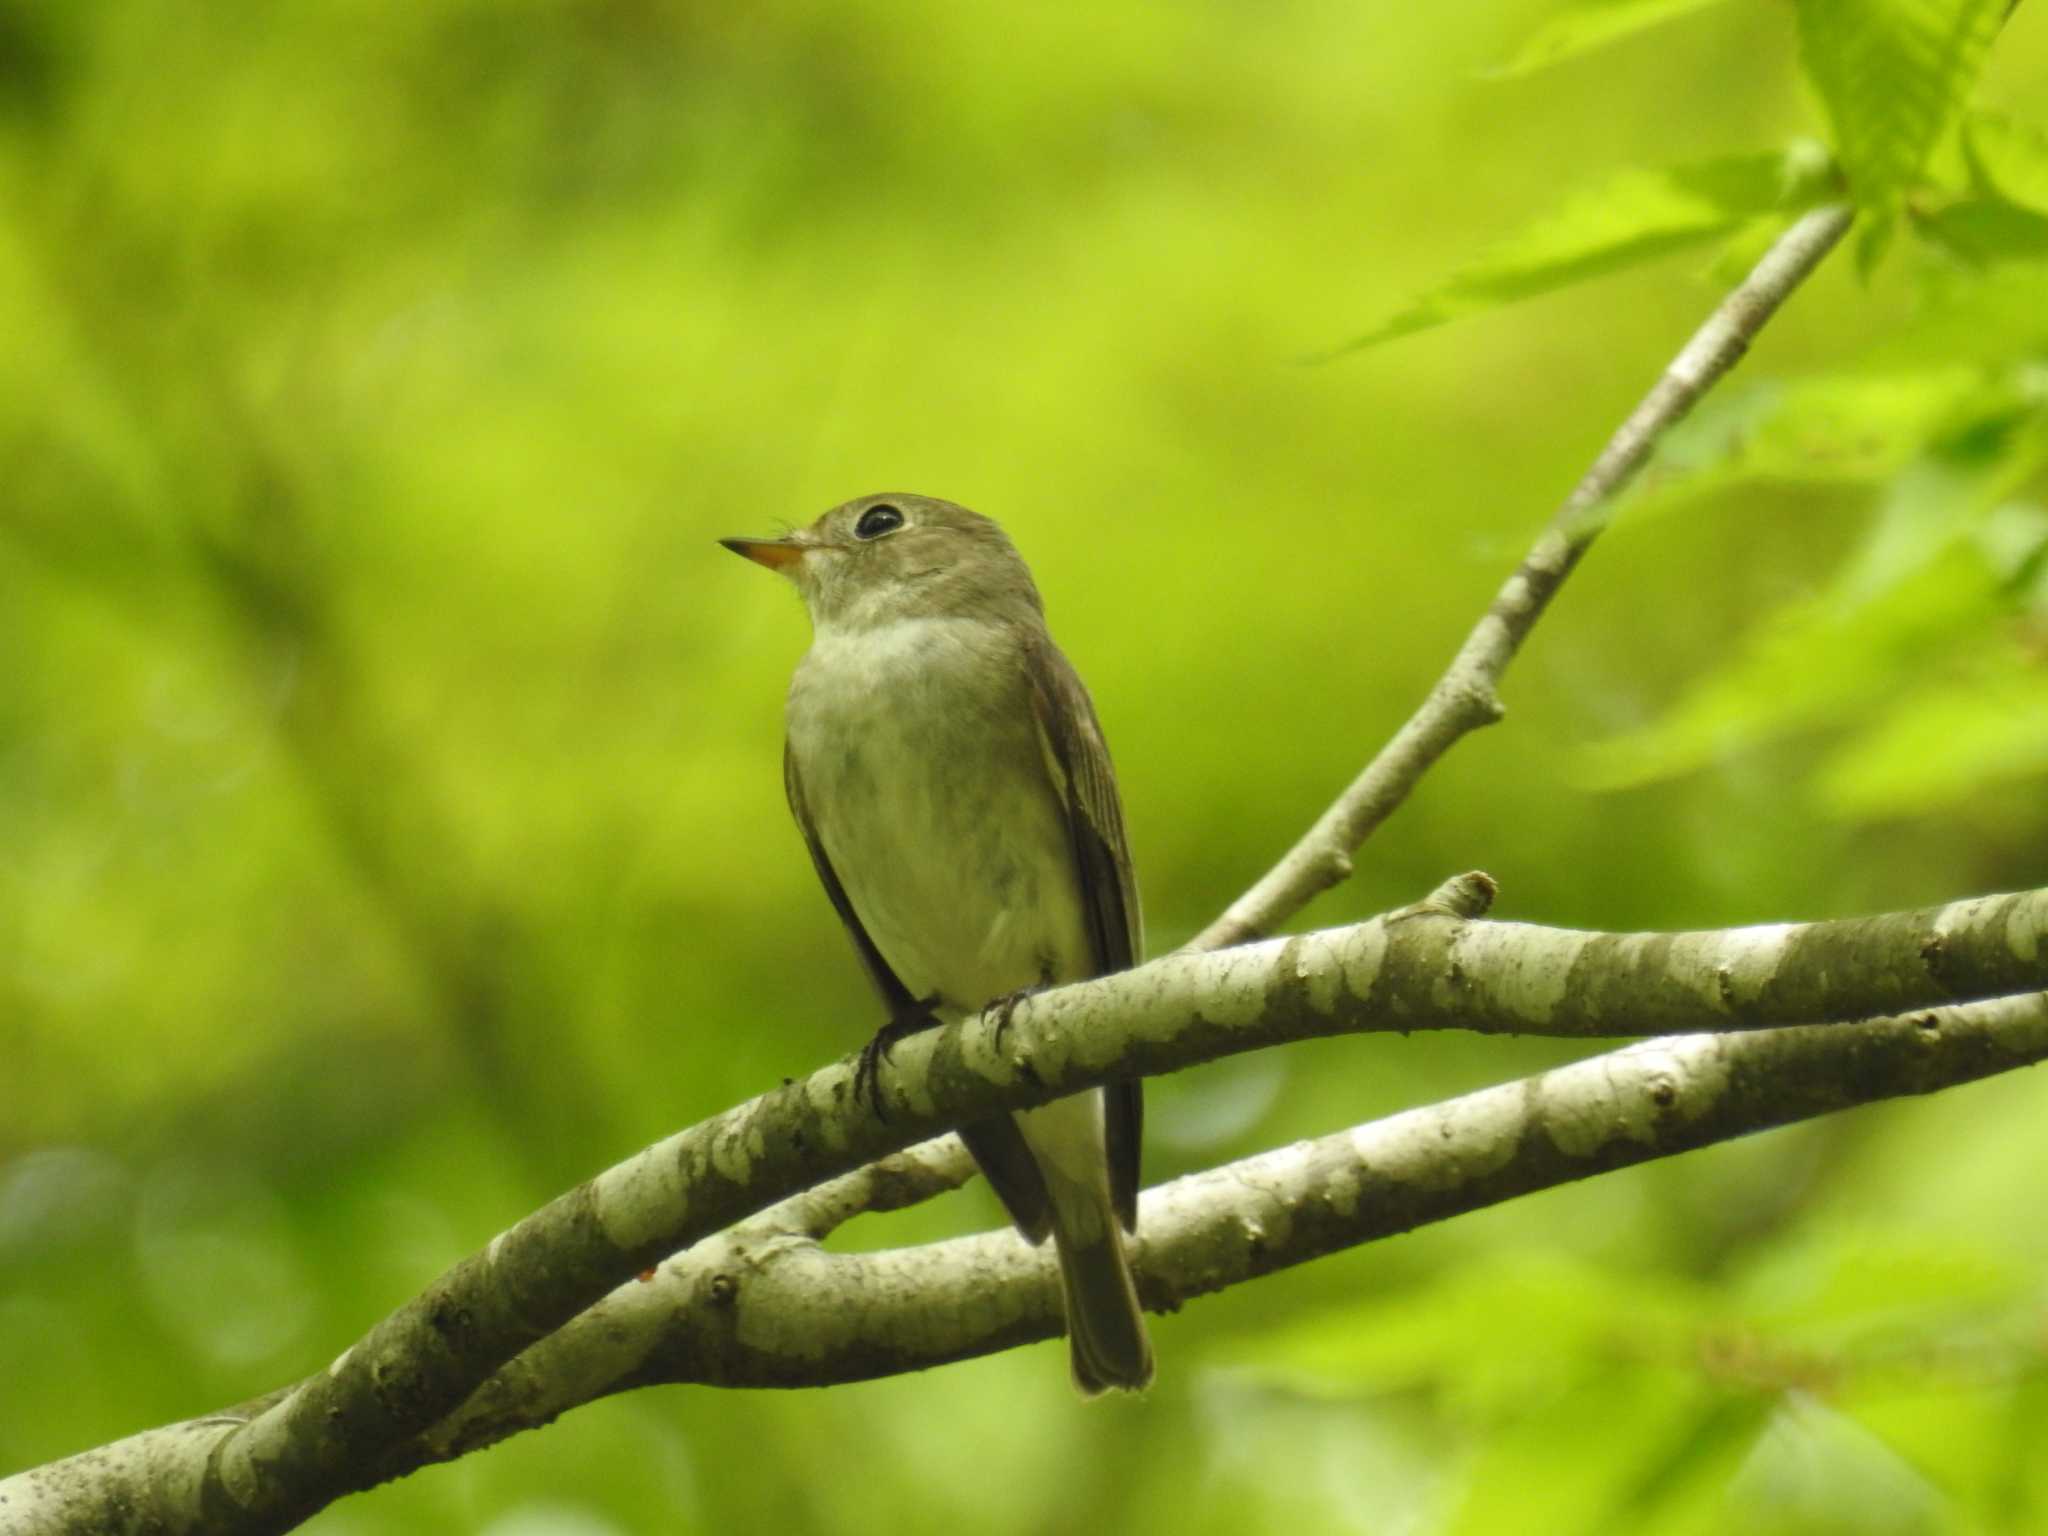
left=1385, top=870, right=1500, bottom=924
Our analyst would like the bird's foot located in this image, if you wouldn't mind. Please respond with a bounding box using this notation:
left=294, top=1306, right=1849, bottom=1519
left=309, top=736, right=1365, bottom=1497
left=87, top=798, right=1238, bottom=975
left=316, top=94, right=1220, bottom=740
left=983, top=979, right=1049, bottom=1048
left=855, top=998, right=944, bottom=1120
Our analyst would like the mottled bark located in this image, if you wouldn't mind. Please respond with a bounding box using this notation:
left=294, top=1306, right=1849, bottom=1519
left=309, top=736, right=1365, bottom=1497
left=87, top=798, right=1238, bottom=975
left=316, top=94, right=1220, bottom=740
left=6, top=887, right=2043, bottom=1534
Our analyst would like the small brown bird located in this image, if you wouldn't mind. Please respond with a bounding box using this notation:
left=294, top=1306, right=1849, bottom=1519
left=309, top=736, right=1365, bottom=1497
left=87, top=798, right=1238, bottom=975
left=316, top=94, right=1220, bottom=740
left=723, top=493, right=1152, bottom=1393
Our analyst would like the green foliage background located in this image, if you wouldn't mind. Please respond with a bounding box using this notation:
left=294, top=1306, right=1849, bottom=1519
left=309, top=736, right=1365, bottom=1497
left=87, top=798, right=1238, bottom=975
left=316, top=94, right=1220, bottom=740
left=4, top=2, right=2048, bottom=1532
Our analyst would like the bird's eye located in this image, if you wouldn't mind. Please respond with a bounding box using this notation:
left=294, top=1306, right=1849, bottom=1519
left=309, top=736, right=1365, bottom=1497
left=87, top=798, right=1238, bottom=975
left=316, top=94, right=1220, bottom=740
left=853, top=504, right=905, bottom=540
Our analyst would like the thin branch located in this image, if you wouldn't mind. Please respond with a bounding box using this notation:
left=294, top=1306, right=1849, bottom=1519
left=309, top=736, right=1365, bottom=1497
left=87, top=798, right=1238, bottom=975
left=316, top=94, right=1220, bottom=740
left=1193, top=203, right=1856, bottom=950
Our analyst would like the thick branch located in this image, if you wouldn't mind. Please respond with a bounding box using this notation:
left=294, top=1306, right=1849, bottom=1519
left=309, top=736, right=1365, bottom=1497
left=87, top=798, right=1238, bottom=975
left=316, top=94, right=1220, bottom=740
left=504, top=993, right=2048, bottom=1396
left=1193, top=204, right=1856, bottom=950
left=6, top=881, right=2045, bottom=1533
left=17, top=990, right=2042, bottom=1528
left=1014, top=885, right=2048, bottom=1081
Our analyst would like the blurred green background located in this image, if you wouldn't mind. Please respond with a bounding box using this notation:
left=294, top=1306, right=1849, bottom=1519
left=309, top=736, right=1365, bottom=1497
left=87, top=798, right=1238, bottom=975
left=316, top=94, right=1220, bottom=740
left=5, top=2, right=2048, bottom=1533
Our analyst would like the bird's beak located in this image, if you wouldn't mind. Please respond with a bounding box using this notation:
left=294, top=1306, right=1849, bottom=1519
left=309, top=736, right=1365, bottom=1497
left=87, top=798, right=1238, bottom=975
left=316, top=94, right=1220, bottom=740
left=719, top=535, right=806, bottom=572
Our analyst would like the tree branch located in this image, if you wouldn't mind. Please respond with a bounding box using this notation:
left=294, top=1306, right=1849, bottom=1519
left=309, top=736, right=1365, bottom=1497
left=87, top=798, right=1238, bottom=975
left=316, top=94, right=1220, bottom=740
left=17, top=990, right=2044, bottom=1531
left=459, top=991, right=2048, bottom=1401
left=7, top=882, right=2046, bottom=1533
left=1192, top=203, right=1856, bottom=950
left=1, top=205, right=1869, bottom=1532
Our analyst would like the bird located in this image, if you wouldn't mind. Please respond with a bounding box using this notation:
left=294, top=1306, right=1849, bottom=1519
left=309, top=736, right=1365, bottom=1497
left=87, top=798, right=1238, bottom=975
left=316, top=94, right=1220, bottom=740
left=721, top=492, right=1153, bottom=1394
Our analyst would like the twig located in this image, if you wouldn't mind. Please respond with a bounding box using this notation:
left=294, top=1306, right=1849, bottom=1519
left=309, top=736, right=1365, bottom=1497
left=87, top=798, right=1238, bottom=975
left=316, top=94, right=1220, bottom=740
left=1193, top=204, right=1856, bottom=950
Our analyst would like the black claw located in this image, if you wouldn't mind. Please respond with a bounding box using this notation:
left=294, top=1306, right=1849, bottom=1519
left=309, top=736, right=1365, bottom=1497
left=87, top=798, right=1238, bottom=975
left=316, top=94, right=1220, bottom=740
left=855, top=998, right=945, bottom=1120
left=984, top=981, right=1046, bottom=1047
left=852, top=1032, right=897, bottom=1119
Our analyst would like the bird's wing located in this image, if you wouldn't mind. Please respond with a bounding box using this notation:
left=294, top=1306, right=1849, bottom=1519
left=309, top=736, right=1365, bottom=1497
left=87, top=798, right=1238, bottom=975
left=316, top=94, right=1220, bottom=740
left=1023, top=634, right=1145, bottom=1233
left=784, top=741, right=1053, bottom=1242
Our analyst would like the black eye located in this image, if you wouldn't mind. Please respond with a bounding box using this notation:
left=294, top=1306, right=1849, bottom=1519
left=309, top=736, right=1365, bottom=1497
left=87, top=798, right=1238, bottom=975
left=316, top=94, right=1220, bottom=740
left=853, top=504, right=905, bottom=540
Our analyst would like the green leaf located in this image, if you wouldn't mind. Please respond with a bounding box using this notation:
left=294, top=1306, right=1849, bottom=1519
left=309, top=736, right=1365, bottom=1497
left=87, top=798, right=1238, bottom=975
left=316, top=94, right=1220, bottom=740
left=1581, top=542, right=2006, bottom=791
left=1586, top=1395, right=1779, bottom=1536
left=1962, top=110, right=2048, bottom=210
left=1855, top=206, right=1901, bottom=276
left=1702, top=211, right=1802, bottom=289
left=1488, top=0, right=1738, bottom=78
left=1834, top=397, right=2047, bottom=601
left=1618, top=367, right=1994, bottom=519
left=1916, top=111, right=2048, bottom=264
left=1792, top=0, right=2005, bottom=206
left=1912, top=190, right=2048, bottom=264
left=1582, top=443, right=2034, bottom=790
left=1331, top=151, right=1829, bottom=354
left=1818, top=657, right=2048, bottom=818
left=1446, top=1373, right=1738, bottom=1536
left=1728, top=1396, right=1948, bottom=1535
left=1873, top=259, right=2048, bottom=367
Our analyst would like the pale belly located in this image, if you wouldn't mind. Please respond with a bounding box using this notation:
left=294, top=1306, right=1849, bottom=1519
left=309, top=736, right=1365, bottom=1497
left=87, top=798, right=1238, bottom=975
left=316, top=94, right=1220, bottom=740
left=787, top=617, right=1093, bottom=1014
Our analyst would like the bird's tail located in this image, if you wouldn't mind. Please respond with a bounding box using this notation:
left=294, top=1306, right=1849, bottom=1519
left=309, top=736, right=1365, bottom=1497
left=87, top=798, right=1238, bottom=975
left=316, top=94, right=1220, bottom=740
left=1055, top=1213, right=1154, bottom=1395
left=1015, top=1092, right=1154, bottom=1394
